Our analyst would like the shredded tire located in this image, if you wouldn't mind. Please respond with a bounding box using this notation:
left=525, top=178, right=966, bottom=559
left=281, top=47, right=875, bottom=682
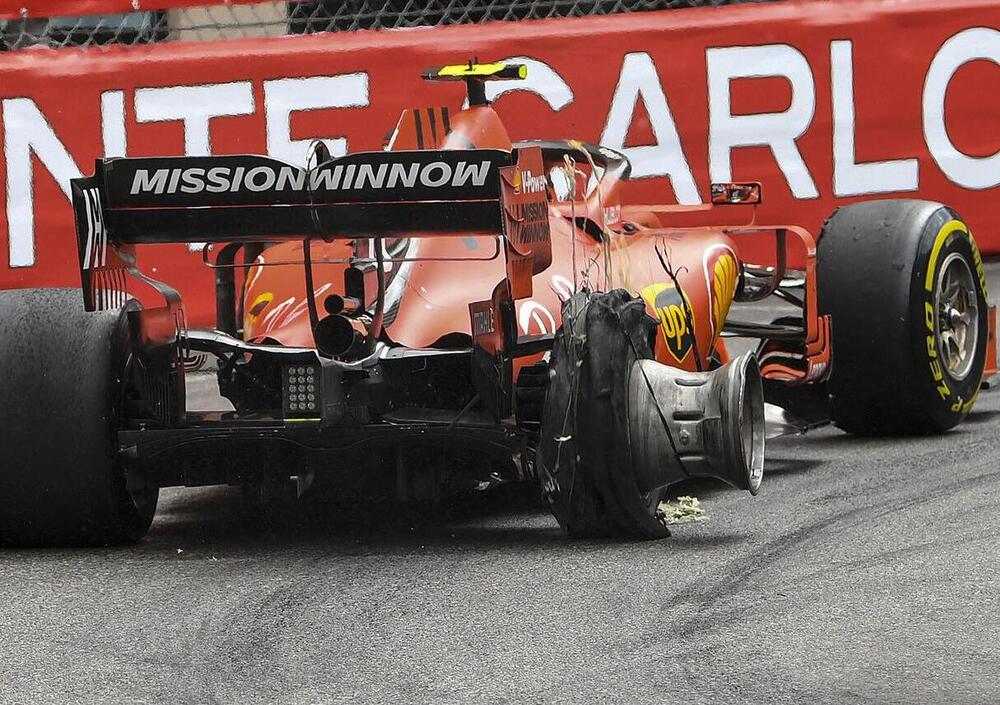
left=536, top=290, right=670, bottom=539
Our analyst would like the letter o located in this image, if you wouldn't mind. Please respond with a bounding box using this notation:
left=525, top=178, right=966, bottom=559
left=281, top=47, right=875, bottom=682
left=923, top=27, right=1000, bottom=190
left=420, top=162, right=451, bottom=188
left=244, top=166, right=277, bottom=192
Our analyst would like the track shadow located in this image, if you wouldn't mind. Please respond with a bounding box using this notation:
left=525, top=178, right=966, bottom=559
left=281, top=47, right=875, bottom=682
left=133, top=443, right=834, bottom=555
left=801, top=418, right=991, bottom=446
left=141, top=479, right=760, bottom=555
left=762, top=456, right=826, bottom=477
left=660, top=455, right=827, bottom=497
left=962, top=408, right=1000, bottom=425
left=142, top=482, right=567, bottom=554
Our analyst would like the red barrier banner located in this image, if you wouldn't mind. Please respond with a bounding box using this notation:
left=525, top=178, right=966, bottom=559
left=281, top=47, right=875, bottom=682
left=0, top=0, right=260, bottom=20
left=2, top=0, right=999, bottom=324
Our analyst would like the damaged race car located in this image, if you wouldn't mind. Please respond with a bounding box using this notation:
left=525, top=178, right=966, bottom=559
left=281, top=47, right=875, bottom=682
left=1, top=62, right=995, bottom=546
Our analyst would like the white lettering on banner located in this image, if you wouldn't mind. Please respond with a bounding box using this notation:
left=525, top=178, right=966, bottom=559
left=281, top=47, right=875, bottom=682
left=831, top=40, right=919, bottom=197
left=924, top=27, right=1000, bottom=190
left=2, top=98, right=82, bottom=268
left=101, top=90, right=127, bottom=159
left=471, top=56, right=575, bottom=111
left=601, top=52, right=701, bottom=204
left=263, top=73, right=369, bottom=165
left=3, top=40, right=998, bottom=274
left=134, top=82, right=255, bottom=156
left=707, top=44, right=819, bottom=199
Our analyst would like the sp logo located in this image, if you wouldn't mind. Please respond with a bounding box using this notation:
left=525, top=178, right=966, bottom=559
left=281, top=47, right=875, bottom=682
left=641, top=283, right=695, bottom=364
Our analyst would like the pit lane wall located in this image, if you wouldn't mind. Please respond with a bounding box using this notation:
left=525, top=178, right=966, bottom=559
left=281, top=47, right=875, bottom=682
left=2, top=0, right=999, bottom=324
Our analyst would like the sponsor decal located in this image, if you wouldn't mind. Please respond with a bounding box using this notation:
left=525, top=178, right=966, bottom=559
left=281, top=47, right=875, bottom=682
left=550, top=274, right=576, bottom=301
left=512, top=168, right=547, bottom=195
left=923, top=221, right=958, bottom=405
left=508, top=200, right=550, bottom=245
left=970, top=234, right=989, bottom=301
left=472, top=305, right=496, bottom=337
left=127, top=159, right=495, bottom=196
left=518, top=300, right=556, bottom=334
left=711, top=252, right=739, bottom=332
left=923, top=219, right=982, bottom=413
left=641, top=282, right=695, bottom=363
left=80, top=187, right=107, bottom=270
left=924, top=220, right=986, bottom=414
left=246, top=291, right=273, bottom=326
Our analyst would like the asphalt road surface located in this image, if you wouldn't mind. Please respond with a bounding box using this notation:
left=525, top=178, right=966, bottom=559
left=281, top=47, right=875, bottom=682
left=3, top=269, right=1000, bottom=705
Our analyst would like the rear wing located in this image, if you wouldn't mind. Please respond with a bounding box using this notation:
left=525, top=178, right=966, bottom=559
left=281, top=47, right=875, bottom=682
left=69, top=145, right=551, bottom=311
left=72, top=149, right=511, bottom=246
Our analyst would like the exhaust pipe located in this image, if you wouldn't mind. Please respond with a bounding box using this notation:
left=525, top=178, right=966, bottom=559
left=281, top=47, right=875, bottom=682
left=313, top=314, right=363, bottom=358
left=627, top=351, right=765, bottom=495
left=323, top=293, right=362, bottom=316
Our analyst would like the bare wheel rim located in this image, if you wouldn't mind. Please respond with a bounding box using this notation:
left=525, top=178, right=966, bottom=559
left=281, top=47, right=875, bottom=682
left=934, top=252, right=979, bottom=382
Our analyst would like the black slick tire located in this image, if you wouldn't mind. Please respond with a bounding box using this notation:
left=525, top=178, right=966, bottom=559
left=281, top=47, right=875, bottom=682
left=817, top=200, right=989, bottom=435
left=0, top=288, right=158, bottom=546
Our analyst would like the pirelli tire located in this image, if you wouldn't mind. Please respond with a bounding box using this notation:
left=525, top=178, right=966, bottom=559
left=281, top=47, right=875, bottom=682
left=0, top=289, right=159, bottom=546
left=818, top=200, right=989, bottom=435
left=536, top=290, right=669, bottom=540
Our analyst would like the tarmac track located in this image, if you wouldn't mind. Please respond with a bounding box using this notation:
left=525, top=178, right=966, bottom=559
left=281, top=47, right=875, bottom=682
left=2, top=270, right=1000, bottom=705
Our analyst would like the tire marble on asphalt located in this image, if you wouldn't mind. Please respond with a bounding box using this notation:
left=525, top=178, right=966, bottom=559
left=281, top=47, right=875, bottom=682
left=3, top=269, right=999, bottom=705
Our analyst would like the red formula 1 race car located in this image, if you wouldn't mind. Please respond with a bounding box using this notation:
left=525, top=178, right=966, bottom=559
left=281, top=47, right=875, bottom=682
left=1, top=62, right=995, bottom=546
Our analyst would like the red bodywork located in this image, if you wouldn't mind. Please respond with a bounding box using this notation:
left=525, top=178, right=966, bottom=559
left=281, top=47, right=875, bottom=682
left=241, top=98, right=832, bottom=381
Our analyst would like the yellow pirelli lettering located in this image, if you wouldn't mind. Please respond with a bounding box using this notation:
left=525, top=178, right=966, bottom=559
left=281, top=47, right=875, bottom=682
left=971, top=236, right=989, bottom=299
left=925, top=220, right=968, bottom=292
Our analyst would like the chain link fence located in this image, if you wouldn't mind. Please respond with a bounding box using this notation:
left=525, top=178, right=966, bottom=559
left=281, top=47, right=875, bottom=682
left=1, top=0, right=778, bottom=49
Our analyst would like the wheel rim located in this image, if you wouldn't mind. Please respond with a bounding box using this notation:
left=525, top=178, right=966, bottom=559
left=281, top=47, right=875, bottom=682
left=934, top=252, right=979, bottom=381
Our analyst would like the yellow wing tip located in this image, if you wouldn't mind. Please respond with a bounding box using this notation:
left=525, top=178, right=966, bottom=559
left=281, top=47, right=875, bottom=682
left=423, top=62, right=528, bottom=81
